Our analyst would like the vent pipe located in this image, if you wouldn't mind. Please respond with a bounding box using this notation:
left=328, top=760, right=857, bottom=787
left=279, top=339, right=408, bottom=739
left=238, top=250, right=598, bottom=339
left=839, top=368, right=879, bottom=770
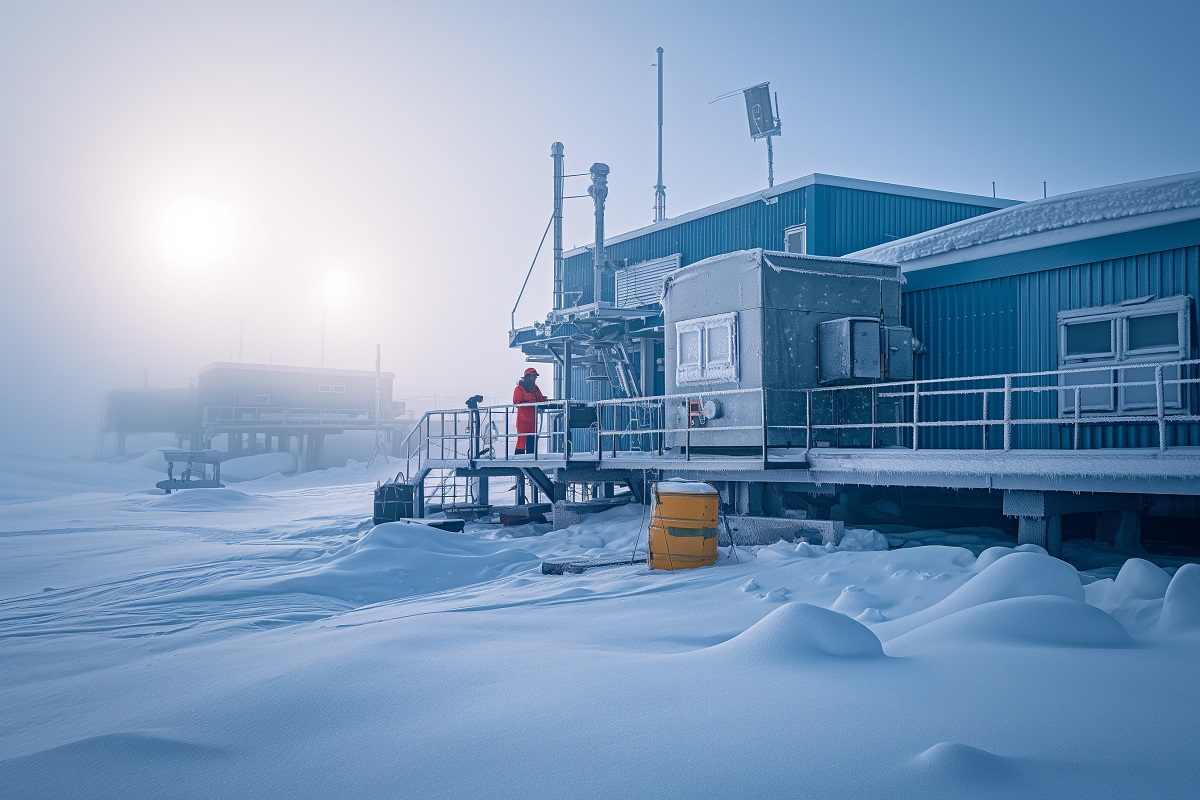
left=551, top=142, right=564, bottom=309
left=588, top=162, right=610, bottom=307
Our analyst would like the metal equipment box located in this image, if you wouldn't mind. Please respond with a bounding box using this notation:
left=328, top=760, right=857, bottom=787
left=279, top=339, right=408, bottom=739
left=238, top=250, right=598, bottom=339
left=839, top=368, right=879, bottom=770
left=818, top=320, right=915, bottom=384
left=818, top=317, right=882, bottom=383
left=661, top=249, right=908, bottom=450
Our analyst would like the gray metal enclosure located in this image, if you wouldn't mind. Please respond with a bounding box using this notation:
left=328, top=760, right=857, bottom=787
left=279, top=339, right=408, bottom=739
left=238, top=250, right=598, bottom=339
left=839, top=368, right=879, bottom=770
left=662, top=249, right=906, bottom=450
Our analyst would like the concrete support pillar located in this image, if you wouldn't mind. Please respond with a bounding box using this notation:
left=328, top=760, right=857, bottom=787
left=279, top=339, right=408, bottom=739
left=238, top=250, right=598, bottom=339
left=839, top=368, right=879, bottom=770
left=735, top=482, right=765, bottom=516
left=515, top=475, right=527, bottom=506
left=1096, top=511, right=1142, bottom=551
left=313, top=434, right=324, bottom=469
left=1017, top=514, right=1063, bottom=558
left=763, top=483, right=786, bottom=517
left=475, top=476, right=489, bottom=506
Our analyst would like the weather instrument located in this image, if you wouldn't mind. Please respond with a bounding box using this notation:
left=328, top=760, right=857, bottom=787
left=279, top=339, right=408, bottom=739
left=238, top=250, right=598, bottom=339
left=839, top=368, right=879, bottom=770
left=713, top=82, right=783, bottom=188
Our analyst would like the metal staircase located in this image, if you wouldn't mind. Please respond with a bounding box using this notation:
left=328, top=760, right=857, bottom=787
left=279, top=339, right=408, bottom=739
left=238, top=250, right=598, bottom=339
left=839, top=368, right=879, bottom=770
left=389, top=408, right=558, bottom=516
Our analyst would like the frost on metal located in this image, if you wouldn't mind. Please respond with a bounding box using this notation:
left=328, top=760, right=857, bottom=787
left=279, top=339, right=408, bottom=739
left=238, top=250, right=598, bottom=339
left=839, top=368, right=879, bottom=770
left=850, top=171, right=1200, bottom=267
left=675, top=312, right=739, bottom=385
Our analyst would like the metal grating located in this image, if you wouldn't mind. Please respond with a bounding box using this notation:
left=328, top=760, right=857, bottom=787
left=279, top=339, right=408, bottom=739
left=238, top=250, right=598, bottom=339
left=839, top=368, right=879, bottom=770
left=616, top=253, right=681, bottom=308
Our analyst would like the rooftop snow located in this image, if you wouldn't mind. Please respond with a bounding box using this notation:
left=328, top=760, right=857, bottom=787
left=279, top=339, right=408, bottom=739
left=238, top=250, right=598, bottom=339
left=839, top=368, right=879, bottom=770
left=199, top=362, right=396, bottom=380
left=849, top=171, right=1200, bottom=270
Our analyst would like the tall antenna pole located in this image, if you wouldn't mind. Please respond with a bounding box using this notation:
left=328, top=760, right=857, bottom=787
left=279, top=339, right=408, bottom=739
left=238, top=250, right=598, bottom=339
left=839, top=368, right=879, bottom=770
left=368, top=343, right=387, bottom=467
left=654, top=47, right=666, bottom=222
left=766, top=135, right=775, bottom=188
left=551, top=142, right=564, bottom=309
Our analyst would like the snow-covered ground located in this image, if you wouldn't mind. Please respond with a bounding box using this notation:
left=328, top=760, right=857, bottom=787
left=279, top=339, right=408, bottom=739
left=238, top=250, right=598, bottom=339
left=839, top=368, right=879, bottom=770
left=2, top=454, right=1199, bottom=799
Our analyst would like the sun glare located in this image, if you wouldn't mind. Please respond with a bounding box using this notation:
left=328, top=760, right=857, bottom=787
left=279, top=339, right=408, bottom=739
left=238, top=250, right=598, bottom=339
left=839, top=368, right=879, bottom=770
left=159, top=196, right=237, bottom=266
left=319, top=270, right=353, bottom=307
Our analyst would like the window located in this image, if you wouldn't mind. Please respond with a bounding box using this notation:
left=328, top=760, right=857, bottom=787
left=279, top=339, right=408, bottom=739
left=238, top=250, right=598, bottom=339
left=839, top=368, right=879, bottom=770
left=253, top=394, right=270, bottom=406
left=318, top=384, right=347, bottom=394
left=784, top=224, right=807, bottom=255
left=1058, top=295, right=1191, bottom=416
left=1063, top=320, right=1113, bottom=358
left=676, top=312, right=738, bottom=385
left=1127, top=313, right=1179, bottom=353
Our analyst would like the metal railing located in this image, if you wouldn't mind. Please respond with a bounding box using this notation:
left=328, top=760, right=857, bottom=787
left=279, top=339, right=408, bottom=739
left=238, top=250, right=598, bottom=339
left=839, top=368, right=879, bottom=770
left=592, top=359, right=1200, bottom=459
left=203, top=406, right=379, bottom=428
left=392, top=359, right=1198, bottom=497
left=392, top=398, right=591, bottom=482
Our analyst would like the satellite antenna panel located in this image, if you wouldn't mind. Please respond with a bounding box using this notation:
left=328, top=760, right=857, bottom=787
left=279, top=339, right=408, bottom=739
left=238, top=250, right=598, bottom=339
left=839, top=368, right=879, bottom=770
left=743, top=83, right=780, bottom=140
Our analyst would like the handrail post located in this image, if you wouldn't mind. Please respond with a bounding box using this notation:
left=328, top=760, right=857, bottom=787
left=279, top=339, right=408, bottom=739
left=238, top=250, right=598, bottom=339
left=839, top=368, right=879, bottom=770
left=1003, top=376, right=1012, bottom=451
left=805, top=389, right=812, bottom=451
left=563, top=399, right=571, bottom=462
left=684, top=400, right=691, bottom=461
left=1073, top=387, right=1081, bottom=449
left=657, top=399, right=664, bottom=456
left=870, top=386, right=877, bottom=449
left=911, top=382, right=920, bottom=451
left=1156, top=364, right=1167, bottom=451
left=982, top=389, right=989, bottom=450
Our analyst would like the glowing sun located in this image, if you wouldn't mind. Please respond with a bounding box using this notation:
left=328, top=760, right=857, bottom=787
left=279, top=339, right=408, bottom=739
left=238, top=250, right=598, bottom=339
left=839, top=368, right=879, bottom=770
left=159, top=196, right=237, bottom=266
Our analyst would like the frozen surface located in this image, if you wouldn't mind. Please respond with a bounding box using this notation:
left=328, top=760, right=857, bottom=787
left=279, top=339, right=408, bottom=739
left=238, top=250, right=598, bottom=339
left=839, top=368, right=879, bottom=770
left=2, top=454, right=1199, bottom=799
left=850, top=171, right=1200, bottom=266
left=652, top=478, right=718, bottom=494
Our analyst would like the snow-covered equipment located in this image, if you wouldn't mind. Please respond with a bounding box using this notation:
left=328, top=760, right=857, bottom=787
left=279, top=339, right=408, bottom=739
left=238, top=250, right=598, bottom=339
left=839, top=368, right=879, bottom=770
left=662, top=249, right=912, bottom=452
left=155, top=449, right=224, bottom=494
left=540, top=557, right=635, bottom=575
left=373, top=473, right=416, bottom=524
left=647, top=480, right=719, bottom=570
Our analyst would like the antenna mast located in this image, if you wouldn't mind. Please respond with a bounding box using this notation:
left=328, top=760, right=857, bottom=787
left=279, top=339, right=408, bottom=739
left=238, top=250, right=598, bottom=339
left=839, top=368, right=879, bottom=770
left=653, top=47, right=666, bottom=222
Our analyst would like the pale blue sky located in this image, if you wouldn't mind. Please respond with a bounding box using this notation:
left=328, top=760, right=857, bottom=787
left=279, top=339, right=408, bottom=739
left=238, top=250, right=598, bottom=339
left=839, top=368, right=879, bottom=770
left=1, top=0, right=1198, bottom=453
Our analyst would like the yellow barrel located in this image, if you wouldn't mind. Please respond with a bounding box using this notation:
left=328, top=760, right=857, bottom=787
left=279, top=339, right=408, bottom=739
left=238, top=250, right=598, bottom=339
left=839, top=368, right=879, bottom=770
left=647, top=481, right=720, bottom=571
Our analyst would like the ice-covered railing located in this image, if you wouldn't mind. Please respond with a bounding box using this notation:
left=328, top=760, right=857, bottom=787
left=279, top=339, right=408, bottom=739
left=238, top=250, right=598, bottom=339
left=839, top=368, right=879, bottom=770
left=400, top=359, right=1198, bottom=480
left=395, top=399, right=593, bottom=477
left=202, top=406, right=372, bottom=427
left=592, top=358, right=1200, bottom=458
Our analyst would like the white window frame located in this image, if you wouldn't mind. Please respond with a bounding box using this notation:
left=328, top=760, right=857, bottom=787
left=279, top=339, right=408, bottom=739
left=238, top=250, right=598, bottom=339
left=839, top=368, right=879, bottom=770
left=676, top=312, right=739, bottom=385
left=253, top=394, right=270, bottom=406
left=784, top=224, right=807, bottom=255
left=1057, top=295, right=1191, bottom=417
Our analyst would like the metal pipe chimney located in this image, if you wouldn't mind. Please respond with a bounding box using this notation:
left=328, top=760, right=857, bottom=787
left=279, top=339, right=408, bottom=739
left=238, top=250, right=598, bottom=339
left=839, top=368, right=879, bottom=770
left=654, top=47, right=666, bottom=222
left=551, top=142, right=564, bottom=309
left=588, top=162, right=610, bottom=307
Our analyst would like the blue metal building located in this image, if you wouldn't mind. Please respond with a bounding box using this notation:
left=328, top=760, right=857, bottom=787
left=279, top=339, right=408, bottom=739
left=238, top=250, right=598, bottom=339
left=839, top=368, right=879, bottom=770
left=407, top=172, right=1200, bottom=550
left=513, top=173, right=1015, bottom=403
left=851, top=172, right=1200, bottom=450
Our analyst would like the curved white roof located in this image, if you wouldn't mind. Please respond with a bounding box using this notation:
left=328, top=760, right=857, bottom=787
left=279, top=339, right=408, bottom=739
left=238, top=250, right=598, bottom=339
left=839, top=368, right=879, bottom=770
left=849, top=172, right=1200, bottom=271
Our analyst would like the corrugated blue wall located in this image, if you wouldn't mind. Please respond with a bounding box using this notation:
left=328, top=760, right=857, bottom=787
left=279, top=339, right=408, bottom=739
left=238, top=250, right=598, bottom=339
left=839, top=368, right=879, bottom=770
left=903, top=244, right=1200, bottom=449
left=557, top=183, right=1005, bottom=406
left=561, top=185, right=1004, bottom=307
left=809, top=186, right=1001, bottom=258
left=561, top=187, right=808, bottom=307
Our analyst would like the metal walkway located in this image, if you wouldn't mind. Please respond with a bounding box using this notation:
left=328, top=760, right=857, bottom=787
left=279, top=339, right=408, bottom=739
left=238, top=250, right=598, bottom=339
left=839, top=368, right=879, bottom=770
left=394, top=360, right=1200, bottom=504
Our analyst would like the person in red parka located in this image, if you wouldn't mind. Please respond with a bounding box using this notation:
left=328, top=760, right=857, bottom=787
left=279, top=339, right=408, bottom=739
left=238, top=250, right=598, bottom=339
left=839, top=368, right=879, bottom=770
left=512, top=367, right=546, bottom=455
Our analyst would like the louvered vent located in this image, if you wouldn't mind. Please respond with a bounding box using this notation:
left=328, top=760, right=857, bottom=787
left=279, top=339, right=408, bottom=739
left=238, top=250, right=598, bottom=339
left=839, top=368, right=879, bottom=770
left=615, top=253, right=682, bottom=308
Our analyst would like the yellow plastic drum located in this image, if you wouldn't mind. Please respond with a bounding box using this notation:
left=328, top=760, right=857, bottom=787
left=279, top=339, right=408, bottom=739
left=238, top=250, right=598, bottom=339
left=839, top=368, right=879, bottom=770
left=647, top=480, right=720, bottom=571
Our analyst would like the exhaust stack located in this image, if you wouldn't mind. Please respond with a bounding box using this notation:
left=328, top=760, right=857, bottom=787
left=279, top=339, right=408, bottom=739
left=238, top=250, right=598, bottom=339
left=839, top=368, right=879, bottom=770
left=588, top=162, right=610, bottom=307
